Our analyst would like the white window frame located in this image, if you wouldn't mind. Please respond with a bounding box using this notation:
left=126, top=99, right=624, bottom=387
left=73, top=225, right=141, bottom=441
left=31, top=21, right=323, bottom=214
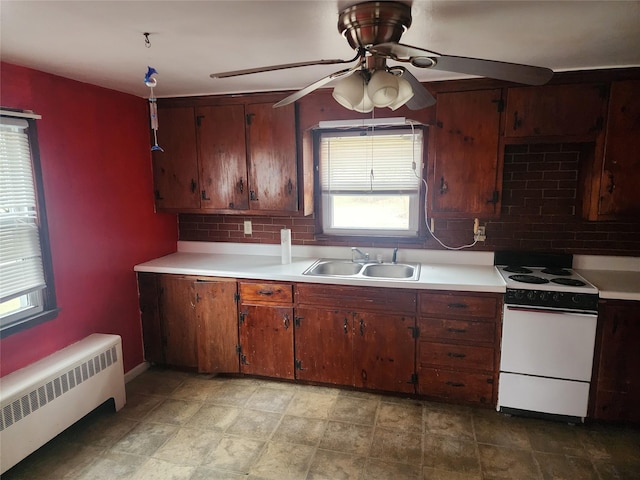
left=317, top=127, right=424, bottom=238
left=0, top=111, right=57, bottom=337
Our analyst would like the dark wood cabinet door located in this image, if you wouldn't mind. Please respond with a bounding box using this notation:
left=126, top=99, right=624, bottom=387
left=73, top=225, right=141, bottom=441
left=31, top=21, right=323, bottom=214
left=239, top=305, right=294, bottom=379
left=430, top=89, right=502, bottom=217
left=504, top=83, right=607, bottom=138
left=294, top=307, right=354, bottom=386
left=152, top=107, right=200, bottom=210
left=195, top=279, right=240, bottom=374
left=353, top=313, right=416, bottom=394
left=246, top=102, right=298, bottom=212
left=593, top=300, right=640, bottom=423
left=597, top=79, right=640, bottom=218
left=196, top=104, right=249, bottom=210
left=158, top=275, right=198, bottom=368
left=137, top=272, right=163, bottom=364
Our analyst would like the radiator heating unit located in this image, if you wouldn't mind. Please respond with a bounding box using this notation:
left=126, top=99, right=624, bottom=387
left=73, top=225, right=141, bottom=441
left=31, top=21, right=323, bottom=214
left=0, top=333, right=126, bottom=473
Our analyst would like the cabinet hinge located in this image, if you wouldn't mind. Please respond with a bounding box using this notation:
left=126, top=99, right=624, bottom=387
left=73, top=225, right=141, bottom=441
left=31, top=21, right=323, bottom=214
left=295, top=359, right=304, bottom=371
left=246, top=113, right=255, bottom=125
left=492, top=98, right=504, bottom=112
left=487, top=190, right=500, bottom=204
left=196, top=115, right=204, bottom=127
left=235, top=344, right=242, bottom=354
left=408, top=326, right=420, bottom=338
left=234, top=292, right=240, bottom=303
left=294, top=316, right=303, bottom=327
left=408, top=373, right=418, bottom=385
left=239, top=312, right=247, bottom=324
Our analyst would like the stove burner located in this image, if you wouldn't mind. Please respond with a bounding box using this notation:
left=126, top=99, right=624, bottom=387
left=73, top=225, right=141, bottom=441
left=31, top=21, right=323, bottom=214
left=504, top=266, right=533, bottom=274
left=541, top=268, right=572, bottom=276
left=509, top=274, right=550, bottom=284
left=551, top=277, right=586, bottom=287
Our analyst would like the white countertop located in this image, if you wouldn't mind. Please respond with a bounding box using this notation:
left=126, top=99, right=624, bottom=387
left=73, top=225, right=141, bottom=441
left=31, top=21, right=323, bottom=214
left=134, top=243, right=640, bottom=299
left=134, top=243, right=506, bottom=293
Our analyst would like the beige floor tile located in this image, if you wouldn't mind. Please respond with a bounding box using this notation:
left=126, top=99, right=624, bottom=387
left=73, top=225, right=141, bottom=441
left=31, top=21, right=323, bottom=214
left=111, top=422, right=178, bottom=456
left=329, top=395, right=379, bottom=425
left=249, top=441, right=315, bottom=480
left=152, top=426, right=223, bottom=465
left=225, top=408, right=283, bottom=440
left=186, top=403, right=240, bottom=431
left=206, top=381, right=258, bottom=407
left=534, top=452, right=599, bottom=479
left=478, top=444, right=541, bottom=480
left=363, top=458, right=422, bottom=480
left=423, top=434, right=480, bottom=475
left=170, top=377, right=220, bottom=402
left=143, top=398, right=202, bottom=425
left=271, top=415, right=327, bottom=445
left=201, top=435, right=265, bottom=473
left=118, top=392, right=165, bottom=420
left=422, top=467, right=483, bottom=479
left=319, top=420, right=373, bottom=456
left=424, top=408, right=474, bottom=441
left=473, top=411, right=532, bottom=450
left=126, top=368, right=186, bottom=396
left=246, top=386, right=295, bottom=412
left=76, top=451, right=148, bottom=480
left=371, top=426, right=423, bottom=466
left=286, top=390, right=337, bottom=419
left=306, top=449, right=365, bottom=480
left=63, top=408, right=138, bottom=448
left=131, top=458, right=196, bottom=480
left=376, top=401, right=424, bottom=433
left=526, top=422, right=588, bottom=457
left=592, top=459, right=640, bottom=480
left=190, top=467, right=251, bottom=480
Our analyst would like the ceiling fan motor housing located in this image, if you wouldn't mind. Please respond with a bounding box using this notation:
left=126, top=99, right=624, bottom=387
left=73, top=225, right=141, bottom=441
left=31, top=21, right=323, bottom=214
left=338, top=1, right=412, bottom=49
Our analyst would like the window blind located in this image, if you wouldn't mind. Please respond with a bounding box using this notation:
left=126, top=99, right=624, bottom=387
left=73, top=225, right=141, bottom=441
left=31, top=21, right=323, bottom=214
left=320, top=129, right=422, bottom=192
left=0, top=117, right=46, bottom=303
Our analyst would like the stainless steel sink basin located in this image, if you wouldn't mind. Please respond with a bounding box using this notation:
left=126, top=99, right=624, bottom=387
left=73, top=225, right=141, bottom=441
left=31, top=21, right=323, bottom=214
left=303, top=259, right=420, bottom=281
left=361, top=263, right=418, bottom=280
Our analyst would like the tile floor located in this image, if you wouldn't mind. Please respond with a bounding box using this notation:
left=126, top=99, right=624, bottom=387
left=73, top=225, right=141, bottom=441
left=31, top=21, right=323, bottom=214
left=3, top=367, right=640, bottom=480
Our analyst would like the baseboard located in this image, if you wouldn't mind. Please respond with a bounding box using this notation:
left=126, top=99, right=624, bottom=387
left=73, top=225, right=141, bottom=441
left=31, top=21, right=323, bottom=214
left=124, top=361, right=149, bottom=384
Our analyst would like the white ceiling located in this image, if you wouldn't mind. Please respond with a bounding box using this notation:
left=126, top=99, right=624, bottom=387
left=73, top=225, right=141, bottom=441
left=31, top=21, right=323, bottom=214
left=1, top=1, right=639, bottom=100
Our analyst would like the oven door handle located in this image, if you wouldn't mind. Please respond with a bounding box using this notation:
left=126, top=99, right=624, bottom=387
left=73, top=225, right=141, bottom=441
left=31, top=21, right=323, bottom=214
left=506, top=305, right=597, bottom=317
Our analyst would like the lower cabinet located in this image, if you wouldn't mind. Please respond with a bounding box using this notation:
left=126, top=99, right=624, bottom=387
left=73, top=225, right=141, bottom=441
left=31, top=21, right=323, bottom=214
left=295, top=284, right=417, bottom=394
left=591, top=299, right=640, bottom=423
left=136, top=273, right=239, bottom=373
left=238, top=281, right=295, bottom=379
left=417, top=291, right=501, bottom=405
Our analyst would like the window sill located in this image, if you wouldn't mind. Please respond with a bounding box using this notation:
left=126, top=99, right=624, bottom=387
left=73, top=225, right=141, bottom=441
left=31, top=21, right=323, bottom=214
left=1, top=307, right=61, bottom=339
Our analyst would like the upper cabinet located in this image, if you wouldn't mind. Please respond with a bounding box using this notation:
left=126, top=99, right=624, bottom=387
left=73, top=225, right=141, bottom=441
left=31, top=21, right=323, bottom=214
left=503, top=83, right=608, bottom=139
left=581, top=79, right=640, bottom=220
left=428, top=89, right=503, bottom=218
left=152, top=94, right=310, bottom=216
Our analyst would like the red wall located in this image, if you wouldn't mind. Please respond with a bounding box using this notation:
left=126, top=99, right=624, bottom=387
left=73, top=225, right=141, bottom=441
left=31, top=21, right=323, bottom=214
left=0, top=63, right=177, bottom=376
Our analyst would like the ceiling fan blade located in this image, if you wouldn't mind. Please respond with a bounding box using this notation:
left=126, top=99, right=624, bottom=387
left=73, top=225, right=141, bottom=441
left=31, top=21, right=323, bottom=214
left=273, top=63, right=362, bottom=108
left=397, top=67, right=436, bottom=110
left=210, top=53, right=360, bottom=79
left=371, top=42, right=553, bottom=86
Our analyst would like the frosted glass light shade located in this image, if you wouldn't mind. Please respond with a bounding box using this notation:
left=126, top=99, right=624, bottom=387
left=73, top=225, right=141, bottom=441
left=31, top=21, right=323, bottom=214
left=353, top=88, right=374, bottom=113
left=332, top=72, right=366, bottom=110
left=389, top=76, right=414, bottom=110
left=367, top=70, right=399, bottom=107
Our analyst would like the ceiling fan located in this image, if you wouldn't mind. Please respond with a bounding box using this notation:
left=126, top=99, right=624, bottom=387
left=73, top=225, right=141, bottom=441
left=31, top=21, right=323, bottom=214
left=210, top=1, right=554, bottom=112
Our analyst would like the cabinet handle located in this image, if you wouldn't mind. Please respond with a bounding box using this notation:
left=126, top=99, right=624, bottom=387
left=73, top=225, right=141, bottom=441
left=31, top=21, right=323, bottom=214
left=439, top=177, right=448, bottom=195
left=283, top=314, right=290, bottom=330
left=238, top=178, right=244, bottom=193
left=343, top=318, right=349, bottom=334
left=446, top=381, right=465, bottom=387
left=201, top=190, right=211, bottom=201
left=606, top=172, right=615, bottom=194
left=359, top=318, right=365, bottom=336
left=447, top=328, right=467, bottom=334
left=513, top=111, right=522, bottom=131
left=447, top=303, right=468, bottom=309
left=190, top=179, right=197, bottom=193
left=257, top=290, right=274, bottom=296
left=447, top=352, right=467, bottom=358
left=250, top=190, right=258, bottom=201
left=286, top=179, right=293, bottom=195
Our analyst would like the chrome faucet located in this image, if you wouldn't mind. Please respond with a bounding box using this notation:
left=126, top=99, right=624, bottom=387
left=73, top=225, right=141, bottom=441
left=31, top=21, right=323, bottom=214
left=392, top=247, right=399, bottom=264
left=351, top=247, right=369, bottom=263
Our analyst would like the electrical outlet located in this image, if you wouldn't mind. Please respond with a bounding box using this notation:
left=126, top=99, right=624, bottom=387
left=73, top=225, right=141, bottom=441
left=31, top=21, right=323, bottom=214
left=244, top=220, right=252, bottom=235
left=474, top=226, right=486, bottom=242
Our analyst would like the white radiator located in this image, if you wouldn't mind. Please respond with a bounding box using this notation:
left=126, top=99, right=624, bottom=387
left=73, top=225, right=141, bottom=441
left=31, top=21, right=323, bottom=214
left=0, top=333, right=126, bottom=473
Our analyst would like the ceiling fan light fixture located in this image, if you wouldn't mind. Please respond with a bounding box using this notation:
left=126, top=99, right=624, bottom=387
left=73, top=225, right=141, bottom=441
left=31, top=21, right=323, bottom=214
left=332, top=71, right=367, bottom=110
left=410, top=56, right=437, bottom=68
left=353, top=87, right=374, bottom=113
left=388, top=75, right=414, bottom=111
left=367, top=70, right=399, bottom=107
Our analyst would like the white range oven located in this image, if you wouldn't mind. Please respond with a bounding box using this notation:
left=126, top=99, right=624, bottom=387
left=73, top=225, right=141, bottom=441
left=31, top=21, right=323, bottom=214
left=495, top=252, right=599, bottom=423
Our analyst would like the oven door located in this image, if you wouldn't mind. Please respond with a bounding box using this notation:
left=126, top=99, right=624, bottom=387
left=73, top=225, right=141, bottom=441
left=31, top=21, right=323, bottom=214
left=500, top=305, right=597, bottom=382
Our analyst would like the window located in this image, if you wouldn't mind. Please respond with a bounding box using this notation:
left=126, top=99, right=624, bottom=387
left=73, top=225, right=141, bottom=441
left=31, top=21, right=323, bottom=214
left=0, top=112, right=57, bottom=337
left=317, top=127, right=424, bottom=237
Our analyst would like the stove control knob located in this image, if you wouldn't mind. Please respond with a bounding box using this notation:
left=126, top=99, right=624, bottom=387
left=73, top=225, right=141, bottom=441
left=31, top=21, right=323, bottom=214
left=539, top=292, right=549, bottom=302
left=553, top=293, right=562, bottom=303
left=514, top=290, right=524, bottom=299
left=527, top=291, right=536, bottom=301
left=572, top=294, right=583, bottom=305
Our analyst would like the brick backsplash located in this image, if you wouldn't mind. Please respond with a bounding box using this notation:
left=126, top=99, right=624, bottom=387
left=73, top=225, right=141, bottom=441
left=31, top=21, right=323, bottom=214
left=179, top=143, right=640, bottom=256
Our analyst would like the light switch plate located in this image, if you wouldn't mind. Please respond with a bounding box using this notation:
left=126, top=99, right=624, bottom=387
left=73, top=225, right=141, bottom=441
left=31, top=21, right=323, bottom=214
left=244, top=220, right=252, bottom=235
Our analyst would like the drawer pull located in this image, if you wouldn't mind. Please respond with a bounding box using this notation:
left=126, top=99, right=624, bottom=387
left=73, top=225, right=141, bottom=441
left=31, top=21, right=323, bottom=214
left=446, top=381, right=465, bottom=387
left=283, top=314, right=290, bottom=330
left=257, top=290, right=274, bottom=296
left=447, top=302, right=468, bottom=309
left=447, top=328, right=467, bottom=334
left=344, top=318, right=349, bottom=335
left=447, top=352, right=467, bottom=358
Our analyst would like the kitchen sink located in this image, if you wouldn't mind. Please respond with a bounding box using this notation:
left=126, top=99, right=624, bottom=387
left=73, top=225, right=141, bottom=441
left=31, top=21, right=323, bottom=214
left=303, top=259, right=420, bottom=281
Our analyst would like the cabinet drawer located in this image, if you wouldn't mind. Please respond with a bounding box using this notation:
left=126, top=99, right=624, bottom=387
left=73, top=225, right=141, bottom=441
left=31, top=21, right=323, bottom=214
left=296, top=283, right=416, bottom=314
left=418, top=367, right=494, bottom=405
left=240, top=282, right=293, bottom=304
left=419, top=342, right=494, bottom=371
left=419, top=292, right=499, bottom=319
left=419, top=318, right=496, bottom=344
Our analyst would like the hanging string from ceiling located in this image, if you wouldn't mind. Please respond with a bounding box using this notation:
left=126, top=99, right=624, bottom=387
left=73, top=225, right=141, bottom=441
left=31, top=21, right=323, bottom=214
left=143, top=32, right=163, bottom=152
